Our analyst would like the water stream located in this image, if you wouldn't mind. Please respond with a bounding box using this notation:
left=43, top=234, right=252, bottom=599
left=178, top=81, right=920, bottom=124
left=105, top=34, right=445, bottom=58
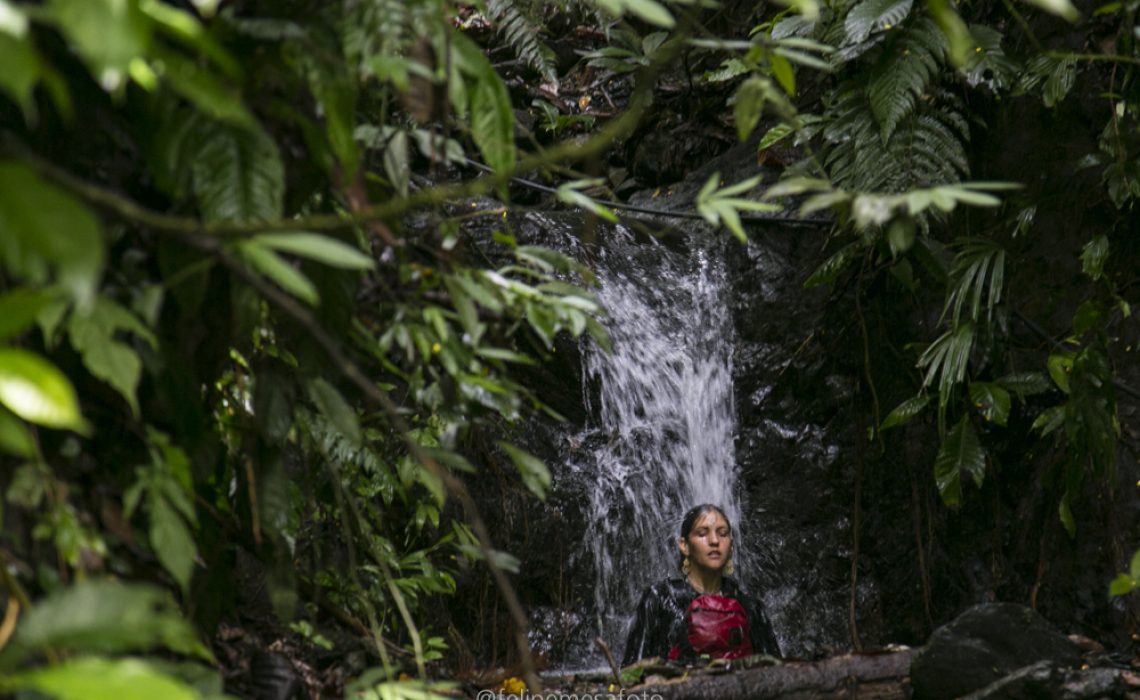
left=561, top=224, right=748, bottom=667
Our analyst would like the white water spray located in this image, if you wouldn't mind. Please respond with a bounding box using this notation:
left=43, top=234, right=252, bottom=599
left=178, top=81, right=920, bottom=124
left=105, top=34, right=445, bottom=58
left=568, top=226, right=745, bottom=662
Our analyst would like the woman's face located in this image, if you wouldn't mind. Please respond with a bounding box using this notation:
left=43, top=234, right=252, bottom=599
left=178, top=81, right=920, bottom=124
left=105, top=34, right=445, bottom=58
left=679, top=510, right=732, bottom=575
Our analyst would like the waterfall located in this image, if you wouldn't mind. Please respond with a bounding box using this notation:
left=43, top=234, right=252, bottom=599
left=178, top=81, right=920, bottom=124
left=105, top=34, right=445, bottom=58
left=565, top=224, right=747, bottom=667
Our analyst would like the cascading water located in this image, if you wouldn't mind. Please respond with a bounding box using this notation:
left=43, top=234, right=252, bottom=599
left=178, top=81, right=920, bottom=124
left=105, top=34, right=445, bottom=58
left=563, top=224, right=749, bottom=667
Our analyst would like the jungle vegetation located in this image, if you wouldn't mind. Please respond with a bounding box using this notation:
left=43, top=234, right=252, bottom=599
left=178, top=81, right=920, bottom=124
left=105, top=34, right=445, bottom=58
left=0, top=0, right=1136, bottom=697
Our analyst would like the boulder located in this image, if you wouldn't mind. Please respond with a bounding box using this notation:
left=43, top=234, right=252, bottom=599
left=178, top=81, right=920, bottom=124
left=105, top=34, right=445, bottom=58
left=910, top=603, right=1081, bottom=700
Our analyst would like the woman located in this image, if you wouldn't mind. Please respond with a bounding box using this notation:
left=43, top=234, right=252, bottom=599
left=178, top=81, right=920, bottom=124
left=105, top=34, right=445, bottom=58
left=621, top=504, right=781, bottom=666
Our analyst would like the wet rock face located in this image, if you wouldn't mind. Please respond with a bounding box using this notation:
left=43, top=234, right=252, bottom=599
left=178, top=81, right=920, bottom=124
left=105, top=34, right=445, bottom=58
left=910, top=603, right=1082, bottom=700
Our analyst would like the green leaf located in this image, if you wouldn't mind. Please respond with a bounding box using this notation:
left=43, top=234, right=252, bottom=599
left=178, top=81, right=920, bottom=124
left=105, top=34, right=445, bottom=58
left=0, top=408, right=35, bottom=457
left=770, top=51, right=796, bottom=96
left=499, top=442, right=551, bottom=500
left=191, top=122, right=284, bottom=223
left=1047, top=352, right=1073, bottom=394
left=149, top=498, right=197, bottom=594
left=734, top=76, right=767, bottom=142
left=308, top=377, right=361, bottom=446
left=805, top=243, right=861, bottom=288
left=253, top=232, right=374, bottom=270
left=1031, top=404, right=1065, bottom=435
left=968, top=382, right=1011, bottom=426
left=933, top=415, right=985, bottom=507
left=880, top=394, right=932, bottom=429
left=0, top=161, right=104, bottom=307
left=1080, top=235, right=1109, bottom=281
left=1109, top=573, right=1137, bottom=597
left=48, top=0, right=152, bottom=90
left=556, top=182, right=619, bottom=222
left=1058, top=490, right=1076, bottom=538
left=1023, top=0, right=1079, bottom=21
left=613, top=0, right=676, bottom=27
left=0, top=17, right=45, bottom=121
left=995, top=372, right=1054, bottom=397
left=0, top=348, right=88, bottom=433
left=383, top=129, right=410, bottom=196
left=1042, top=56, right=1077, bottom=107
left=0, top=580, right=213, bottom=670
left=0, top=288, right=55, bottom=341
left=237, top=241, right=318, bottom=305
left=925, top=0, right=972, bottom=66
left=470, top=76, right=516, bottom=175
left=7, top=657, right=199, bottom=700
left=66, top=298, right=155, bottom=416
left=845, top=0, right=913, bottom=44
left=155, top=47, right=255, bottom=127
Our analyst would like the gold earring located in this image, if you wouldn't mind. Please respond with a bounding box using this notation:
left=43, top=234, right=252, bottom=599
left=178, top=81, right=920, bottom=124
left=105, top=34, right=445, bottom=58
left=682, top=556, right=691, bottom=575
left=724, top=558, right=734, bottom=576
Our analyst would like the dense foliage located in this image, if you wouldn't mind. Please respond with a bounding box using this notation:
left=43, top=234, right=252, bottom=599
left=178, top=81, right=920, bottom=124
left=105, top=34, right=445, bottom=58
left=0, top=0, right=1137, bottom=697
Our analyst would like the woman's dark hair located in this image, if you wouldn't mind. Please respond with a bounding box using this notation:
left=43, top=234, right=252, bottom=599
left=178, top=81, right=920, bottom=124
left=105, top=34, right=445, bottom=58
left=677, top=504, right=732, bottom=568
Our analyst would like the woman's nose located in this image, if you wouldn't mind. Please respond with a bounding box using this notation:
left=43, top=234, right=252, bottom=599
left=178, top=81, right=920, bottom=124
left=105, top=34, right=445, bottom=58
left=708, top=532, right=719, bottom=544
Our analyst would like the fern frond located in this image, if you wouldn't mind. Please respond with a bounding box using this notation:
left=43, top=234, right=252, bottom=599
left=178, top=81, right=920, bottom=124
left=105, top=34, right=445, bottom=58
left=867, top=18, right=947, bottom=139
left=343, top=0, right=412, bottom=72
left=488, top=0, right=558, bottom=83
left=844, top=0, right=915, bottom=44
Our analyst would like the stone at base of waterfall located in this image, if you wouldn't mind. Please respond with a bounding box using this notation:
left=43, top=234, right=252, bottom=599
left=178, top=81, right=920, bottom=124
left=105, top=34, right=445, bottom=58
left=909, top=602, right=1082, bottom=700
left=959, top=660, right=1140, bottom=699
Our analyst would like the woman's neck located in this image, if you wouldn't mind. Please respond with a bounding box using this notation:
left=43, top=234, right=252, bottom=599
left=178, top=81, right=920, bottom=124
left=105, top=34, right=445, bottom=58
left=687, top=570, right=723, bottom=595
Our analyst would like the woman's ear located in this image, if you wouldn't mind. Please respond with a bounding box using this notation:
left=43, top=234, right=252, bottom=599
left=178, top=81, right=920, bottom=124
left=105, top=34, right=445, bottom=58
left=677, top=537, right=688, bottom=555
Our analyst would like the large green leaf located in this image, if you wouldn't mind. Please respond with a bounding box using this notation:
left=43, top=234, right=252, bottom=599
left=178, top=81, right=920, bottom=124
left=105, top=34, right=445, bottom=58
left=734, top=76, right=767, bottom=142
left=0, top=580, right=213, bottom=670
left=933, top=415, right=985, bottom=506
left=0, top=161, right=104, bottom=306
left=452, top=34, right=515, bottom=175
left=0, top=348, right=88, bottom=433
left=5, top=657, right=199, bottom=700
left=0, top=4, right=45, bottom=120
left=968, top=382, right=1011, bottom=426
left=149, top=497, right=197, bottom=595
left=845, top=0, right=914, bottom=44
left=470, top=76, right=515, bottom=175
left=191, top=123, right=284, bottom=223
left=0, top=287, right=54, bottom=341
left=66, top=297, right=156, bottom=416
left=48, top=0, right=152, bottom=90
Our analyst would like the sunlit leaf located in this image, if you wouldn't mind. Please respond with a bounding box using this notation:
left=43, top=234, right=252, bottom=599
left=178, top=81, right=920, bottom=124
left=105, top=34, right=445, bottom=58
left=7, top=657, right=199, bottom=700
left=0, top=348, right=88, bottom=433
left=0, top=580, right=214, bottom=670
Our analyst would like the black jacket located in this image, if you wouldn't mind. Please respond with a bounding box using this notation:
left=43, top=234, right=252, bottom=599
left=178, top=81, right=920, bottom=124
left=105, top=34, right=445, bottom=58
left=621, top=577, right=781, bottom=666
